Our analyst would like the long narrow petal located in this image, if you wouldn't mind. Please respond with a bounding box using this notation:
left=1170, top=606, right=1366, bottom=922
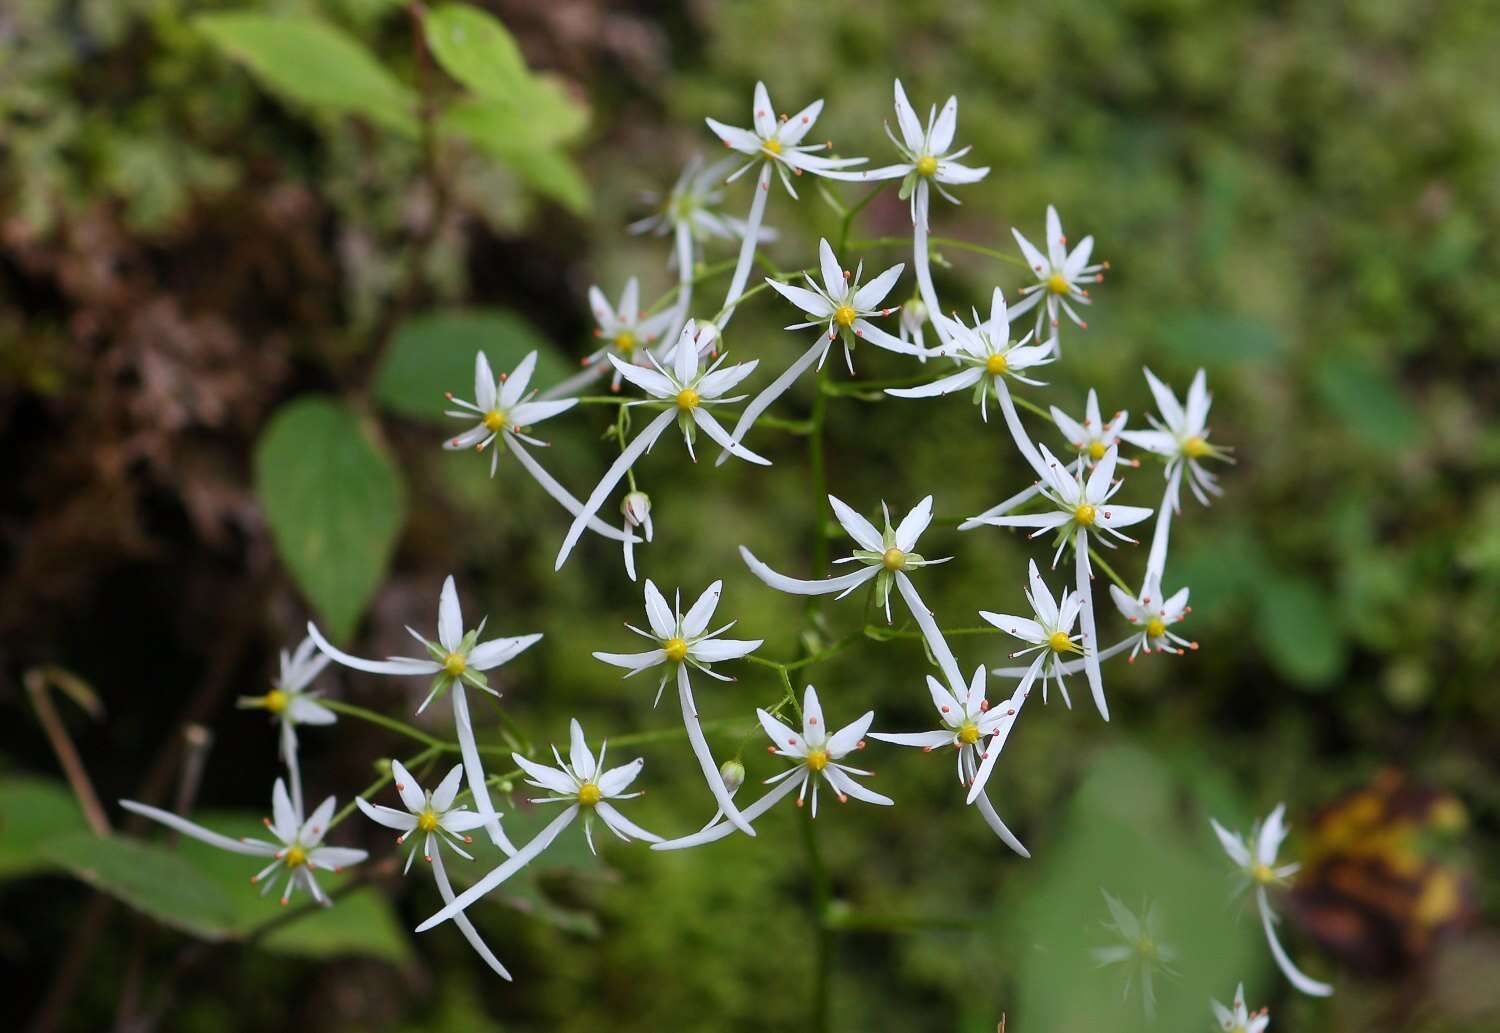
left=650, top=774, right=804, bottom=851
left=119, top=800, right=274, bottom=857
left=692, top=408, right=771, bottom=465
left=595, top=801, right=662, bottom=843
left=740, top=546, right=879, bottom=597
left=958, top=481, right=1044, bottom=530
left=416, top=806, right=579, bottom=931
left=714, top=336, right=825, bottom=468
left=1075, top=529, right=1110, bottom=722
left=716, top=162, right=772, bottom=332
left=1258, top=887, right=1334, bottom=996
left=305, top=624, right=439, bottom=677
left=678, top=666, right=756, bottom=835
left=505, top=436, right=639, bottom=545
left=430, top=848, right=512, bottom=980
left=885, top=367, right=982, bottom=399
left=895, top=572, right=964, bottom=690
left=974, top=789, right=1030, bottom=858
left=555, top=408, right=676, bottom=570
left=452, top=684, right=516, bottom=855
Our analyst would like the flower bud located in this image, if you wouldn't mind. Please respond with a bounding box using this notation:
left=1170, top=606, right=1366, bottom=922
left=718, top=759, right=746, bottom=795
left=900, top=296, right=928, bottom=337
left=621, top=491, right=652, bottom=528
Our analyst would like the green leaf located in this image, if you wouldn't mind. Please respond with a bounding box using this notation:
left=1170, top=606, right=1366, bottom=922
left=374, top=308, right=573, bottom=423
left=423, top=3, right=528, bottom=101
left=195, top=13, right=418, bottom=136
left=254, top=397, right=406, bottom=640
left=441, top=91, right=587, bottom=152
left=41, top=833, right=239, bottom=940
left=1313, top=356, right=1421, bottom=451
left=1158, top=311, right=1284, bottom=367
left=1255, top=573, right=1347, bottom=689
left=442, top=101, right=590, bottom=214
left=175, top=811, right=411, bottom=963
left=0, top=777, right=88, bottom=879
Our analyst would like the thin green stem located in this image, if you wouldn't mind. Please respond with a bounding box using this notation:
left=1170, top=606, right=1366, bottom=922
left=1087, top=547, right=1134, bottom=593
left=800, top=804, right=832, bottom=1032
left=321, top=700, right=447, bottom=749
left=328, top=744, right=440, bottom=830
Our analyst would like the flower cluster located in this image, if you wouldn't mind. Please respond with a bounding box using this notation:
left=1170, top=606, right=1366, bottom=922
left=116, top=76, right=1327, bottom=1019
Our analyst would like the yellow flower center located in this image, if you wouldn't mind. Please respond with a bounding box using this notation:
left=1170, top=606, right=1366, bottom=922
left=482, top=410, right=506, bottom=433
left=806, top=749, right=830, bottom=772
left=881, top=548, right=906, bottom=571
left=1183, top=435, right=1211, bottom=459
left=443, top=653, right=467, bottom=676
left=284, top=845, right=307, bottom=868
left=915, top=154, right=938, bottom=177
left=985, top=352, right=1009, bottom=375
left=1074, top=503, right=1097, bottom=526
left=834, top=304, right=857, bottom=328
left=614, top=330, right=637, bottom=354
left=263, top=689, right=289, bottom=714
left=957, top=721, right=981, bottom=745
left=1048, top=630, right=1076, bottom=654
left=1136, top=937, right=1156, bottom=959
left=676, top=388, right=700, bottom=410
left=1251, top=862, right=1276, bottom=885
left=417, top=809, right=439, bottom=833
left=1046, top=272, right=1071, bottom=295
left=1087, top=441, right=1107, bottom=461
left=577, top=782, right=602, bottom=806
left=663, top=636, right=689, bottom=663
left=1145, top=617, right=1167, bottom=639
left=762, top=138, right=782, bottom=156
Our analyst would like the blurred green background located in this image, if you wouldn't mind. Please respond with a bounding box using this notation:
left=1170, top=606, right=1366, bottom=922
left=2, top=0, right=1497, bottom=1030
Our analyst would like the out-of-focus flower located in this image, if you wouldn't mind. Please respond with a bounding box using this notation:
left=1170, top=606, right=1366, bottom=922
left=1122, top=368, right=1232, bottom=511
left=1091, top=890, right=1180, bottom=1020
left=583, top=279, right=677, bottom=392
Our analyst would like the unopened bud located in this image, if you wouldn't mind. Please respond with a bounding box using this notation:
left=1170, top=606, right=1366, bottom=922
left=621, top=491, right=652, bottom=527
left=900, top=296, right=928, bottom=335
left=718, top=759, right=746, bottom=795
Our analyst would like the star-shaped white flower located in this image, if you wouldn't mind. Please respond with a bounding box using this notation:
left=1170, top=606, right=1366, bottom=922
left=1121, top=368, right=1231, bottom=511
left=584, top=279, right=677, bottom=392
left=237, top=634, right=334, bottom=813
left=1091, top=890, right=1180, bottom=1021
left=765, top=239, right=916, bottom=369
left=628, top=155, right=774, bottom=245
left=356, top=759, right=509, bottom=979
left=554, top=321, right=766, bottom=569
left=653, top=686, right=891, bottom=851
left=594, top=579, right=762, bottom=835
left=121, top=778, right=366, bottom=907
left=869, top=665, right=1029, bottom=855
left=1109, top=573, right=1196, bottom=661
left=443, top=351, right=577, bottom=478
left=415, top=720, right=660, bottom=934
left=965, top=446, right=1152, bottom=722
left=1211, top=804, right=1334, bottom=997
left=308, top=576, right=540, bottom=854
left=1211, top=983, right=1270, bottom=1033
left=706, top=81, right=867, bottom=198
left=1051, top=389, right=1129, bottom=468
left=858, top=79, right=991, bottom=205
left=888, top=288, right=1054, bottom=418
left=741, top=494, right=964, bottom=690
left=980, top=559, right=1085, bottom=708
left=1009, top=205, right=1107, bottom=339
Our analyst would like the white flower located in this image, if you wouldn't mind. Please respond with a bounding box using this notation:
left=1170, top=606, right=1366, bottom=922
left=887, top=288, right=1055, bottom=419
left=593, top=579, right=762, bottom=835
left=415, top=720, right=660, bottom=934
left=236, top=635, right=334, bottom=761
left=1051, top=389, right=1128, bottom=468
left=1211, top=804, right=1334, bottom=997
left=653, top=686, right=891, bottom=851
left=705, top=81, right=867, bottom=198
left=121, top=778, right=366, bottom=907
left=1109, top=573, right=1196, bottom=661
left=443, top=351, right=577, bottom=478
left=979, top=559, right=1085, bottom=707
left=619, top=490, right=653, bottom=582
left=764, top=238, right=917, bottom=370
left=1008, top=205, right=1106, bottom=338
left=965, top=446, right=1152, bottom=722
left=584, top=279, right=677, bottom=392
left=308, top=575, right=541, bottom=854
left=629, top=155, right=778, bottom=245
left=868, top=665, right=1030, bottom=855
left=554, top=321, right=766, bottom=569
left=1120, top=368, right=1231, bottom=511
left=1211, top=983, right=1270, bottom=1033
left=741, top=494, right=966, bottom=693
left=1091, top=890, right=1180, bottom=1021
left=856, top=79, right=990, bottom=207
left=357, top=759, right=510, bottom=979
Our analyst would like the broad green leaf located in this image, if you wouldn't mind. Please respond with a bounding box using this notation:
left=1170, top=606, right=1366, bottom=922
left=1313, top=356, right=1421, bottom=452
left=374, top=308, right=573, bottom=423
left=442, top=104, right=590, bottom=214
left=1255, top=573, right=1346, bottom=689
left=441, top=92, right=586, bottom=153
left=423, top=3, right=528, bottom=101
left=41, top=833, right=239, bottom=940
left=175, top=811, right=411, bottom=963
left=195, top=13, right=417, bottom=136
left=254, top=397, right=406, bottom=640
left=0, top=777, right=88, bottom=879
